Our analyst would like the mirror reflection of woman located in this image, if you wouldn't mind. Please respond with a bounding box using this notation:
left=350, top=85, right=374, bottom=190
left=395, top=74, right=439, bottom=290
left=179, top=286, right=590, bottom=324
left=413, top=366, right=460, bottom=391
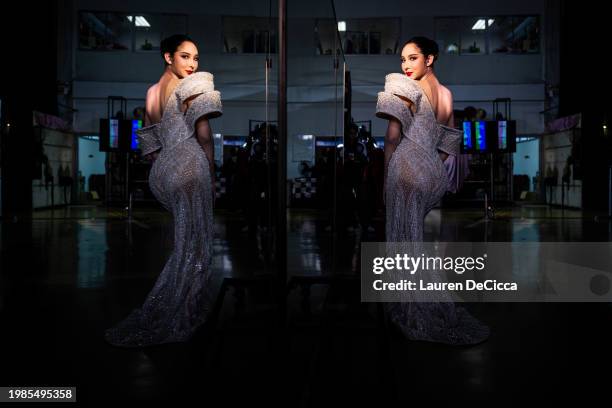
left=377, top=37, right=489, bottom=345
left=105, top=35, right=222, bottom=347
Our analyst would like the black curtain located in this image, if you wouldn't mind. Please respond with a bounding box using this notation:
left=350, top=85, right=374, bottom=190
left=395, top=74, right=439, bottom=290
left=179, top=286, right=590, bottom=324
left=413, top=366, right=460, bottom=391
left=559, top=2, right=611, bottom=211
left=0, top=2, right=58, bottom=215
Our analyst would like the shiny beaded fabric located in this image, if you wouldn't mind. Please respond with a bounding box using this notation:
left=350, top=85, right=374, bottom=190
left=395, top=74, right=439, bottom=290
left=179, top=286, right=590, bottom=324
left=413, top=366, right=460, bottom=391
left=105, top=72, right=222, bottom=347
left=376, top=73, right=489, bottom=345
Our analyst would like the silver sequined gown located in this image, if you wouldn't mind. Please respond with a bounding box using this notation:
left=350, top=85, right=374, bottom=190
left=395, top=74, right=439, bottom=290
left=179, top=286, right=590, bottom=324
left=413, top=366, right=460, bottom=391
left=376, top=73, right=489, bottom=345
left=105, top=72, right=222, bottom=347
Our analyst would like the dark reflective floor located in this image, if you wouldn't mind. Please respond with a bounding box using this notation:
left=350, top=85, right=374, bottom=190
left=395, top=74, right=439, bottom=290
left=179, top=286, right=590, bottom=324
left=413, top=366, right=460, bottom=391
left=1, top=204, right=612, bottom=405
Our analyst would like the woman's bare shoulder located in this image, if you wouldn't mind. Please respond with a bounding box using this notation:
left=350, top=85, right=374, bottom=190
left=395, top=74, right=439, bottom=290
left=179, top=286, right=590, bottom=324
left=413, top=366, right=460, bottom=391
left=438, top=84, right=454, bottom=114
left=439, top=84, right=453, bottom=102
left=146, top=83, right=160, bottom=99
left=436, top=84, right=454, bottom=126
left=145, top=83, right=162, bottom=125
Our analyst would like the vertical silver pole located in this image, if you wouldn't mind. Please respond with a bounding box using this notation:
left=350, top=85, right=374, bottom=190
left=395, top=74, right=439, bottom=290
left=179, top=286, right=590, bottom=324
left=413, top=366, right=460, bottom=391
left=265, top=54, right=272, bottom=259
left=277, top=0, right=287, bottom=325
left=331, top=18, right=339, bottom=272
left=342, top=62, right=346, bottom=165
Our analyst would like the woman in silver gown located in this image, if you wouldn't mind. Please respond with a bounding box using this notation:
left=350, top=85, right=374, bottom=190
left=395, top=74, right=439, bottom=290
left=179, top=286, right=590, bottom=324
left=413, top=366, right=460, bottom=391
left=105, top=35, right=222, bottom=347
left=376, top=37, right=489, bottom=345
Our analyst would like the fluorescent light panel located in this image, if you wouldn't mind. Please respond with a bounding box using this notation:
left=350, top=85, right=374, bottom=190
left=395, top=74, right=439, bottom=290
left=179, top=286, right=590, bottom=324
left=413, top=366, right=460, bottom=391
left=472, top=18, right=495, bottom=30
left=126, top=15, right=151, bottom=27
left=472, top=19, right=486, bottom=30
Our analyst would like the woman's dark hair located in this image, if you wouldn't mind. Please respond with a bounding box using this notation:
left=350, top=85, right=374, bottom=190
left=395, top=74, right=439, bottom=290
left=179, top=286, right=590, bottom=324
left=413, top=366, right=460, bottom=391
left=160, top=34, right=194, bottom=64
left=404, top=36, right=439, bottom=66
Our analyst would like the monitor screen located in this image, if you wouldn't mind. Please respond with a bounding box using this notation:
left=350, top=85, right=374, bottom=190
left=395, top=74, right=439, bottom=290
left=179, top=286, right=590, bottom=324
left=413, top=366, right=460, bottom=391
left=458, top=120, right=516, bottom=154
left=462, top=122, right=473, bottom=151
left=131, top=119, right=142, bottom=150
left=475, top=121, right=487, bottom=151
left=497, top=121, right=507, bottom=150
left=99, top=118, right=133, bottom=152
left=109, top=119, right=120, bottom=149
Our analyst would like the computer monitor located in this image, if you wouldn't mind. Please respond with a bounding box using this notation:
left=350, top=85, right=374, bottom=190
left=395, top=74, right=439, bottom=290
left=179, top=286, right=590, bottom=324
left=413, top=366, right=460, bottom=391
left=109, top=118, right=120, bottom=149
left=497, top=120, right=507, bottom=150
left=99, top=118, right=132, bottom=152
left=131, top=119, right=143, bottom=150
left=459, top=120, right=517, bottom=154
left=462, top=121, right=473, bottom=152
left=495, top=120, right=516, bottom=152
left=475, top=121, right=487, bottom=151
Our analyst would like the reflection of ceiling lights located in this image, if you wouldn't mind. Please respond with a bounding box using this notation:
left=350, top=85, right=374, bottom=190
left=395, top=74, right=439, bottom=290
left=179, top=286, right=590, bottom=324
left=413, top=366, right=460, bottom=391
left=472, top=19, right=494, bottom=30
left=127, top=16, right=151, bottom=27
left=301, top=134, right=313, bottom=141
left=338, top=21, right=346, bottom=32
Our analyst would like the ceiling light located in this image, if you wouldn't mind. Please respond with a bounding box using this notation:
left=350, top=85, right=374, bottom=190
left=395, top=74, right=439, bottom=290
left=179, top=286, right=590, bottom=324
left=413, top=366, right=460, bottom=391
left=472, top=19, right=486, bottom=30
left=135, top=16, right=150, bottom=27
left=127, top=16, right=151, bottom=27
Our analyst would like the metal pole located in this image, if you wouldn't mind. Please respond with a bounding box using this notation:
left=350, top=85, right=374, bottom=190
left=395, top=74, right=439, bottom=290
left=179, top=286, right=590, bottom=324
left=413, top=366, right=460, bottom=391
left=105, top=154, right=110, bottom=204
left=490, top=153, right=494, bottom=202
left=331, top=16, right=339, bottom=271
left=608, top=165, right=612, bottom=217
left=265, top=54, right=272, bottom=259
left=125, top=154, right=129, bottom=204
left=265, top=0, right=273, bottom=259
left=277, top=0, right=287, bottom=326
left=342, top=62, right=346, bottom=166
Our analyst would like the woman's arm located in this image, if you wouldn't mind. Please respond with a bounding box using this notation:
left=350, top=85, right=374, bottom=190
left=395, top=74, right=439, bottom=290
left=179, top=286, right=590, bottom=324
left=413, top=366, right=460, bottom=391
left=437, top=88, right=454, bottom=163
left=143, top=85, right=161, bottom=162
left=195, top=117, right=215, bottom=180
left=384, top=118, right=402, bottom=188
left=195, top=118, right=216, bottom=206
left=182, top=94, right=215, bottom=179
